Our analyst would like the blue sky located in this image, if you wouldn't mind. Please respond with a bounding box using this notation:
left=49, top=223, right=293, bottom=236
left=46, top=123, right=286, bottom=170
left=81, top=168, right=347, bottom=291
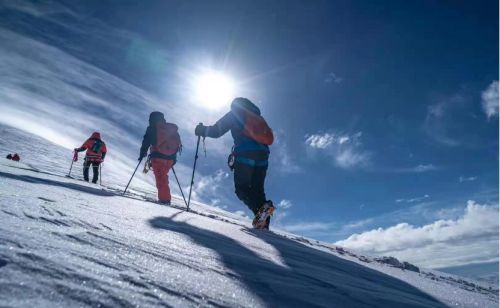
left=0, top=0, right=498, bottom=269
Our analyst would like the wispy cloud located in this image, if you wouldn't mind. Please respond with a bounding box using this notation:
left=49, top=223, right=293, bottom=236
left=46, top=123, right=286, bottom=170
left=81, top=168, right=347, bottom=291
left=0, top=28, right=166, bottom=180
left=305, top=133, right=335, bottom=149
left=387, top=163, right=438, bottom=173
left=459, top=176, right=478, bottom=183
left=305, top=131, right=370, bottom=169
left=191, top=169, right=231, bottom=206
left=395, top=194, right=430, bottom=203
left=336, top=201, right=499, bottom=268
left=341, top=218, right=374, bottom=232
left=272, top=199, right=294, bottom=225
left=413, top=164, right=438, bottom=172
left=277, top=199, right=293, bottom=209
left=324, top=72, right=343, bottom=84
left=481, top=80, right=499, bottom=119
left=271, top=131, right=302, bottom=174
left=423, top=94, right=465, bottom=147
left=0, top=4, right=223, bottom=196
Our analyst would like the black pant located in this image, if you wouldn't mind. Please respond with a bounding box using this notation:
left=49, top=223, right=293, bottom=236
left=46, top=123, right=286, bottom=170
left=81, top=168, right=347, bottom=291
left=233, top=162, right=267, bottom=215
left=83, top=160, right=101, bottom=183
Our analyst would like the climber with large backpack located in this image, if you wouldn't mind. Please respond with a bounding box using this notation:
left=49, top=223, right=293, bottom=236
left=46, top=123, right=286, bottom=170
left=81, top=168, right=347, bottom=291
left=74, top=132, right=107, bottom=183
left=139, top=111, right=182, bottom=205
left=195, top=97, right=275, bottom=229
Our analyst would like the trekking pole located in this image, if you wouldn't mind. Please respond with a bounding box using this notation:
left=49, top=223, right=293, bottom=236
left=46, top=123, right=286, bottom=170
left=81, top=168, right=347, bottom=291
left=187, top=133, right=202, bottom=211
left=67, top=151, right=77, bottom=177
left=123, top=159, right=142, bottom=195
left=172, top=166, right=188, bottom=207
left=99, top=163, right=102, bottom=186
left=67, top=159, right=74, bottom=177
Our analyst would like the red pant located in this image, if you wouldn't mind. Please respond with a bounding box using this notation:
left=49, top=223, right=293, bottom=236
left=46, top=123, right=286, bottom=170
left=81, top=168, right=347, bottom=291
left=151, top=158, right=174, bottom=202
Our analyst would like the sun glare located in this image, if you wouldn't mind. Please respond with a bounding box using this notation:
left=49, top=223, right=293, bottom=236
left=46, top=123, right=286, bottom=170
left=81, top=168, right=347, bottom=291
left=194, top=71, right=235, bottom=109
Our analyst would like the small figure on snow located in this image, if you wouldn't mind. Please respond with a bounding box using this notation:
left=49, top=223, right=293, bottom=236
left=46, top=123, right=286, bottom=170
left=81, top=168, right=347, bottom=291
left=74, top=132, right=107, bottom=183
left=139, top=112, right=182, bottom=205
left=195, top=97, right=275, bottom=229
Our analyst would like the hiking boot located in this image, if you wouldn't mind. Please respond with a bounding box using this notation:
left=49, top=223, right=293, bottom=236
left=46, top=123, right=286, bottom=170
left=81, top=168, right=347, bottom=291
left=158, top=200, right=171, bottom=206
left=252, top=200, right=275, bottom=229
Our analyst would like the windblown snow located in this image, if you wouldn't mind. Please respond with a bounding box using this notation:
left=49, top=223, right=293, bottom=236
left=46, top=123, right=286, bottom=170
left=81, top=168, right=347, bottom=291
left=0, top=125, right=498, bottom=307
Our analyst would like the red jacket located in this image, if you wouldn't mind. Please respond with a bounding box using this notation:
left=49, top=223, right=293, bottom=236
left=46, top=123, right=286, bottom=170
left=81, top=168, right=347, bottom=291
left=76, top=132, right=107, bottom=162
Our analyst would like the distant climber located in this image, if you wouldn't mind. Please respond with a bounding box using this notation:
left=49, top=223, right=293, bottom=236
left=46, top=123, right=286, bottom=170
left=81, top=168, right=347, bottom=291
left=5, top=153, right=20, bottom=162
left=195, top=97, right=275, bottom=229
left=74, top=132, right=107, bottom=183
left=139, top=112, right=182, bottom=205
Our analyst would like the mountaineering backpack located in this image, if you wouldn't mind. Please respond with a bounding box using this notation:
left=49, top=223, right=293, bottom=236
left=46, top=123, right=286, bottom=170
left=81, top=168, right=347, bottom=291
left=91, top=140, right=104, bottom=153
left=242, top=110, right=274, bottom=145
left=154, top=122, right=182, bottom=155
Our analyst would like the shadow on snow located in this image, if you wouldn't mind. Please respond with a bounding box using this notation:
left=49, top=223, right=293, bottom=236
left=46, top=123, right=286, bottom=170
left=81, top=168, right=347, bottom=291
left=149, top=216, right=447, bottom=308
left=0, top=171, right=113, bottom=197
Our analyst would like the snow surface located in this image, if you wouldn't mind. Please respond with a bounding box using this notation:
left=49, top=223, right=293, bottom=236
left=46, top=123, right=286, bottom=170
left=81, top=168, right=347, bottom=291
left=0, top=126, right=498, bottom=307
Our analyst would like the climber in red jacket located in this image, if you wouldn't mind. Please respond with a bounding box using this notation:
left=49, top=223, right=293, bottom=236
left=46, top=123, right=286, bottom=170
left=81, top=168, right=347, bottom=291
left=74, top=132, right=107, bottom=183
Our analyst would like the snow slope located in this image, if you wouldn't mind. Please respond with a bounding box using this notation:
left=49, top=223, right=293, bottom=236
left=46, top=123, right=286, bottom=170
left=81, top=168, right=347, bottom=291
left=0, top=125, right=498, bottom=307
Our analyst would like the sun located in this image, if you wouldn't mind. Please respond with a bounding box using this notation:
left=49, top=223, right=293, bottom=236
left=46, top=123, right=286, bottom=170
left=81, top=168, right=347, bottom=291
left=194, top=71, right=235, bottom=109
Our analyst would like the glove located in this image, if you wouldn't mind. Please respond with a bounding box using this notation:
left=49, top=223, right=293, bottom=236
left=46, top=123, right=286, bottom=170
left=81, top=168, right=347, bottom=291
left=195, top=124, right=207, bottom=137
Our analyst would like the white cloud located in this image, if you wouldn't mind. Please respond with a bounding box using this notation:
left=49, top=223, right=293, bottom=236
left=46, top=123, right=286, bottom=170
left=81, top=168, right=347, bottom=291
left=334, top=147, right=370, bottom=169
left=277, top=199, right=293, bottom=209
left=191, top=169, right=230, bottom=204
left=481, top=80, right=499, bottom=119
left=336, top=201, right=499, bottom=268
left=395, top=194, right=430, bottom=203
left=305, top=133, right=334, bottom=149
left=392, top=164, right=438, bottom=173
left=338, top=136, right=350, bottom=144
left=414, top=164, right=437, bottom=172
left=305, top=131, right=370, bottom=169
left=459, top=176, right=478, bottom=183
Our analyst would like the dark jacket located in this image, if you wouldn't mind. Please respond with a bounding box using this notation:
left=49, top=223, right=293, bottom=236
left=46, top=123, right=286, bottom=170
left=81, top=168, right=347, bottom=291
left=205, top=98, right=269, bottom=161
